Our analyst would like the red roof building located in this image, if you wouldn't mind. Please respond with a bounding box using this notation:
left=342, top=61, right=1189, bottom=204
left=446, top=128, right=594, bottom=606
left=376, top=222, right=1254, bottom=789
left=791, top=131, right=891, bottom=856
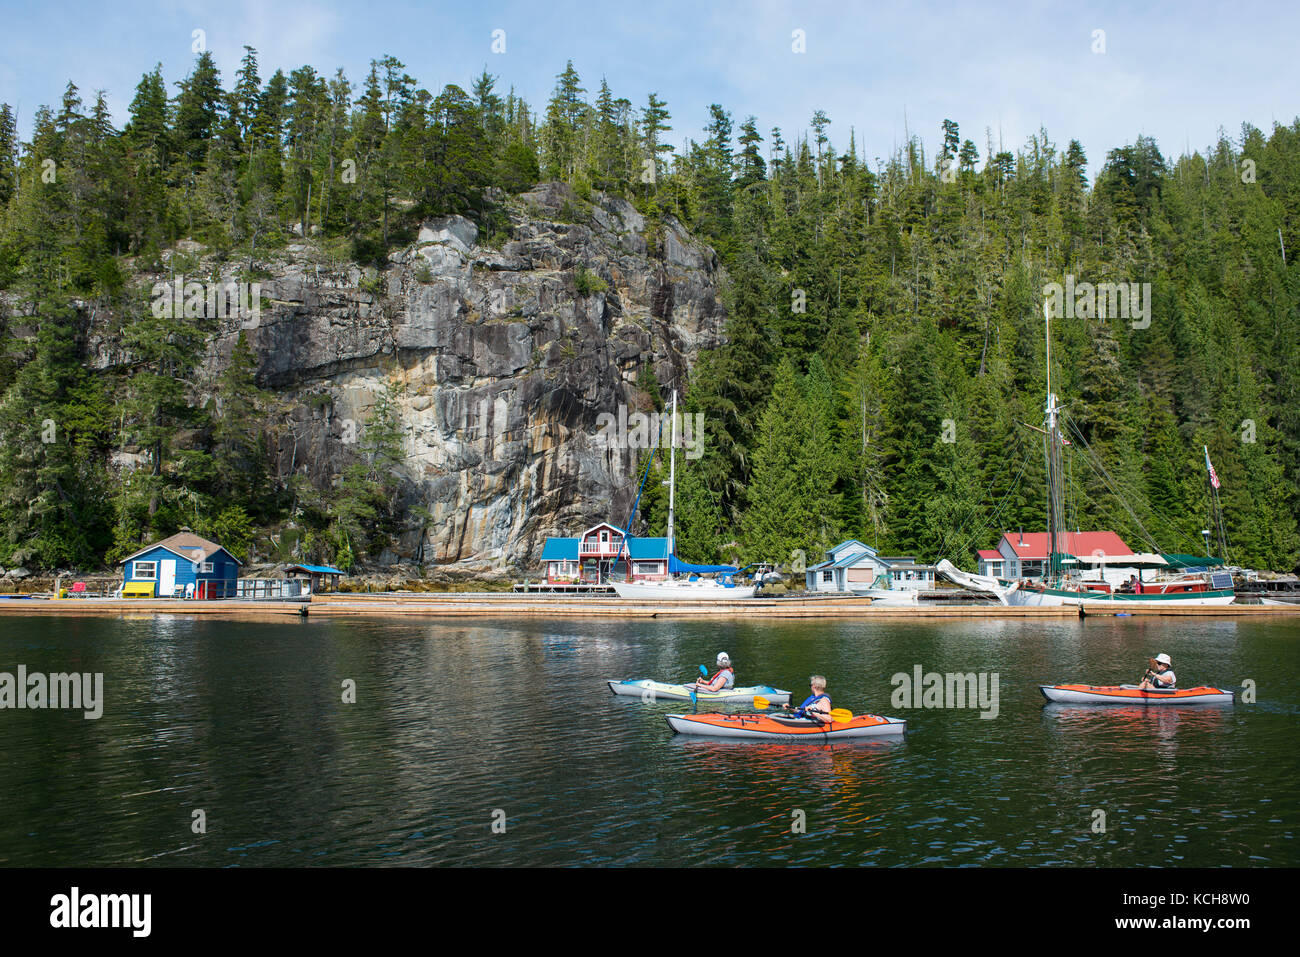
left=1000, top=531, right=1131, bottom=560
left=978, top=531, right=1136, bottom=582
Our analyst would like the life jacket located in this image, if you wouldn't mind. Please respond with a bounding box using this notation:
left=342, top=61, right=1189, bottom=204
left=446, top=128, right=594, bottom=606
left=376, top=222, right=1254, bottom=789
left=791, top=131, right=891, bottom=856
left=707, top=666, right=735, bottom=689
left=797, top=692, right=829, bottom=716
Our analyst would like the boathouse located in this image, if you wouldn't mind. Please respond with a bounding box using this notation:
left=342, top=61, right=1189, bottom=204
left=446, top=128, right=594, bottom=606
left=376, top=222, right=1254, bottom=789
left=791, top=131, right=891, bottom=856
left=119, top=531, right=242, bottom=598
left=805, top=541, right=893, bottom=593
left=540, top=523, right=669, bottom=584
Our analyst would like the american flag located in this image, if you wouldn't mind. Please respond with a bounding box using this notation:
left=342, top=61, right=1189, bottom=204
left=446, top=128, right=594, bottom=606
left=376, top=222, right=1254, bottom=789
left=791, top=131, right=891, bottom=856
left=1205, top=447, right=1220, bottom=489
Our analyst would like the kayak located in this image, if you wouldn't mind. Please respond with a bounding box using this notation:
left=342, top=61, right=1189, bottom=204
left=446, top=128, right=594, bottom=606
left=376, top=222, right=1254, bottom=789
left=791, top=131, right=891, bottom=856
left=1040, top=684, right=1235, bottom=705
left=666, top=711, right=907, bottom=740
left=607, top=679, right=790, bottom=705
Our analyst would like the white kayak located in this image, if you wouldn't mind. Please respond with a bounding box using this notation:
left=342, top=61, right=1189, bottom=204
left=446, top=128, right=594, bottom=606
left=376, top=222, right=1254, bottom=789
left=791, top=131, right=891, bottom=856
left=1040, top=683, right=1235, bottom=705
left=607, top=679, right=790, bottom=705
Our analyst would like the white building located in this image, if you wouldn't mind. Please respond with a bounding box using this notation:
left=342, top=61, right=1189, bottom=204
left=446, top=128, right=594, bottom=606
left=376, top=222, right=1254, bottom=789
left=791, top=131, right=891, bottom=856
left=805, top=541, right=892, bottom=593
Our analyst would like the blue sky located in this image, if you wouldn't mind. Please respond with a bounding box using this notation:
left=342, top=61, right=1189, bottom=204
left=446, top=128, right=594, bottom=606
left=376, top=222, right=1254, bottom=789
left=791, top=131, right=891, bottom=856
left=2, top=0, right=1297, bottom=177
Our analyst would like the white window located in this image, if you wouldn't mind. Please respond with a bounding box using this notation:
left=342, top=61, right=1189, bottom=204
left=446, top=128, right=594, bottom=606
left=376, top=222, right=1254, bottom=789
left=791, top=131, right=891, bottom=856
left=200, top=562, right=214, bottom=573
left=135, top=561, right=157, bottom=580
left=634, top=562, right=661, bottom=576
left=822, top=570, right=833, bottom=582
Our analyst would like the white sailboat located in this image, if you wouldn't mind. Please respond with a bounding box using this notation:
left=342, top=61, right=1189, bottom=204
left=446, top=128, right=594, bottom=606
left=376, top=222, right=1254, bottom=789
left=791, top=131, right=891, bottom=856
left=941, top=301, right=1235, bottom=608
left=611, top=391, right=755, bottom=601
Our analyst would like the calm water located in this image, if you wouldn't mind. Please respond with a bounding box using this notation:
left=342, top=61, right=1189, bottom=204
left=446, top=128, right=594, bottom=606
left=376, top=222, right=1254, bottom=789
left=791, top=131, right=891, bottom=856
left=0, top=613, right=1295, bottom=867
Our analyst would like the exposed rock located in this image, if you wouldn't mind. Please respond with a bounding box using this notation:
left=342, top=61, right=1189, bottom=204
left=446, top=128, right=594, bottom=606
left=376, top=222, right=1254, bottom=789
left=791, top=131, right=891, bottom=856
left=58, top=185, right=729, bottom=574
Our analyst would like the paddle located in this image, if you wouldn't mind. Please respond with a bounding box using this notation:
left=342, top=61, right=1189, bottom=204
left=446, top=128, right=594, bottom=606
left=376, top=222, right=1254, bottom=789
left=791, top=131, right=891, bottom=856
left=753, top=695, right=853, bottom=724
left=690, top=665, right=706, bottom=713
left=1139, top=657, right=1157, bottom=684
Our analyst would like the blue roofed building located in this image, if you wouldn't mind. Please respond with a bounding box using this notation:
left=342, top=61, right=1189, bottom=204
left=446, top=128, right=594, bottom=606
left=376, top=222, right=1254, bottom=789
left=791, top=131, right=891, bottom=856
left=804, top=541, right=892, bottom=593
left=285, top=564, right=347, bottom=594
left=541, top=523, right=669, bottom=584
left=119, top=531, right=242, bottom=598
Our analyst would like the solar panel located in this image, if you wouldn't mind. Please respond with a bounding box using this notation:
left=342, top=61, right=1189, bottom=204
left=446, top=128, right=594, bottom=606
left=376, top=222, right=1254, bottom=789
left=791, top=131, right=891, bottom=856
left=1210, top=572, right=1234, bottom=589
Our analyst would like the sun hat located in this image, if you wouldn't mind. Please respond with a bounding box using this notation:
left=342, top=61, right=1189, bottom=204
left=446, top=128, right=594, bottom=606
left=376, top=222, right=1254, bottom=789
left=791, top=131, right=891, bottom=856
left=1154, top=653, right=1172, bottom=666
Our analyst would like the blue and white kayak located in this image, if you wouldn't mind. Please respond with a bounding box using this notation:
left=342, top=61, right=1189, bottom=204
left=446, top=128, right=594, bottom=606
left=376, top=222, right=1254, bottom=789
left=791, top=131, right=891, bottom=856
left=607, top=679, right=790, bottom=705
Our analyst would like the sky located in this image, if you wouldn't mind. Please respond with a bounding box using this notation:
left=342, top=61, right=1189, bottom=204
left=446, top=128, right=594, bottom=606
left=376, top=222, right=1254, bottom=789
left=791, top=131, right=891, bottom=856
left=1, top=0, right=1297, bottom=177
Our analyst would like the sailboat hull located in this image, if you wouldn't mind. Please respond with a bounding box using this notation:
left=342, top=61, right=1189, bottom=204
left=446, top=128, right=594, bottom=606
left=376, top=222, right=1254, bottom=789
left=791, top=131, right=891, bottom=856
left=611, top=581, right=756, bottom=600
left=1007, top=586, right=1235, bottom=607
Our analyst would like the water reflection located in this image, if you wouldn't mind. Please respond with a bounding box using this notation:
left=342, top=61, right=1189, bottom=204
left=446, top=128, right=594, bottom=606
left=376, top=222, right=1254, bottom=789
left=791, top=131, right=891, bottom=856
left=0, top=615, right=1294, bottom=867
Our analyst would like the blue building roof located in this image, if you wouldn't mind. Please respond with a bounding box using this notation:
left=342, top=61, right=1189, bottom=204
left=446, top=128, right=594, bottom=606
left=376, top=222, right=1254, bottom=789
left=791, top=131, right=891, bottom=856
left=540, top=536, right=671, bottom=562
left=541, top=537, right=580, bottom=561
left=830, top=550, right=873, bottom=569
left=625, top=537, right=669, bottom=560
left=828, top=539, right=876, bottom=557
left=286, top=564, right=346, bottom=575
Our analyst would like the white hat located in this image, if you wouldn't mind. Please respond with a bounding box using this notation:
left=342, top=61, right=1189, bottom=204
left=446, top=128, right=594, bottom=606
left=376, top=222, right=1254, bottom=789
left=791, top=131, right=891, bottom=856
left=1155, top=653, right=1172, bottom=666
left=717, top=652, right=731, bottom=665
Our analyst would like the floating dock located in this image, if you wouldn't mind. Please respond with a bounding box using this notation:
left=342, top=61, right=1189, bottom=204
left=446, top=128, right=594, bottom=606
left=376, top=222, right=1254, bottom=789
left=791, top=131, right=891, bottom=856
left=307, top=594, right=1300, bottom=619
left=3, top=593, right=1299, bottom=619
left=0, top=597, right=309, bottom=617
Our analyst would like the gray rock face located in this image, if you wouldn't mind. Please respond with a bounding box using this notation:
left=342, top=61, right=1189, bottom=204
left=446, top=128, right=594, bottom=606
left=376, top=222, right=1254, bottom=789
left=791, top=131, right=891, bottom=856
left=177, top=184, right=726, bottom=573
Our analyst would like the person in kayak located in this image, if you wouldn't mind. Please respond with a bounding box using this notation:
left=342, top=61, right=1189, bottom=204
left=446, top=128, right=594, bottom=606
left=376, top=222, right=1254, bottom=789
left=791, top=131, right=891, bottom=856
left=785, top=675, right=832, bottom=724
left=1138, top=653, right=1177, bottom=690
left=690, top=653, right=736, bottom=693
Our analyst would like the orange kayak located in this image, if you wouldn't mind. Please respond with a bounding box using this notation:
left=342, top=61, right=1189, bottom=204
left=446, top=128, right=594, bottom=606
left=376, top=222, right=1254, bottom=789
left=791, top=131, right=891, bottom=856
left=1040, top=684, right=1234, bottom=705
left=666, top=711, right=906, bottom=740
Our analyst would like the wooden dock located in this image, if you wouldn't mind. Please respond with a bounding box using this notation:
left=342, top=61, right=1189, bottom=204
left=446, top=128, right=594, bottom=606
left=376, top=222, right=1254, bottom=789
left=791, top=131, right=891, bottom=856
left=306, top=593, right=1300, bottom=619
left=3, top=593, right=1299, bottom=620
left=0, top=597, right=309, bottom=617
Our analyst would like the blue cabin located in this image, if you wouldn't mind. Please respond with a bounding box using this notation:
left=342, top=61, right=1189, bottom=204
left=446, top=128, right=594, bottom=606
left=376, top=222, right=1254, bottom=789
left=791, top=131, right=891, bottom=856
left=120, top=531, right=242, bottom=598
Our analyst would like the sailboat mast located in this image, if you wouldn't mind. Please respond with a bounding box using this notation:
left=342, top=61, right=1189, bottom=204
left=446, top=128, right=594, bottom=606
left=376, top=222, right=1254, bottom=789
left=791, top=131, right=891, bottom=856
left=1043, top=300, right=1063, bottom=583
left=667, top=389, right=677, bottom=558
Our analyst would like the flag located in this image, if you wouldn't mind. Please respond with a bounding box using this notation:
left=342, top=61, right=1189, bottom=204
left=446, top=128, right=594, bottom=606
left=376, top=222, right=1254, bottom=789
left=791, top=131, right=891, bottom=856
left=1205, top=446, right=1220, bottom=489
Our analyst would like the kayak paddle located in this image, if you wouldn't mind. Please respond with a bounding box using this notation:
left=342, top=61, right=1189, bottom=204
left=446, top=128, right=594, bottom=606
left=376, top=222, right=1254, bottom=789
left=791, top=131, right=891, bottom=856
left=753, top=696, right=852, bottom=723
left=690, top=664, right=708, bottom=711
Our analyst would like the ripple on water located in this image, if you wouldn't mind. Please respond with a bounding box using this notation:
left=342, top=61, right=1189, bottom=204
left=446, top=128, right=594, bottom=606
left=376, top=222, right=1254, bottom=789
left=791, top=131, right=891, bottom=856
left=0, top=615, right=1296, bottom=866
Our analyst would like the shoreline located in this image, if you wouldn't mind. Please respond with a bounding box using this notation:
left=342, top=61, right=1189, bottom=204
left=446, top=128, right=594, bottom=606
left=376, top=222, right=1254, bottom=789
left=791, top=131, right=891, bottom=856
left=2, top=593, right=1299, bottom=619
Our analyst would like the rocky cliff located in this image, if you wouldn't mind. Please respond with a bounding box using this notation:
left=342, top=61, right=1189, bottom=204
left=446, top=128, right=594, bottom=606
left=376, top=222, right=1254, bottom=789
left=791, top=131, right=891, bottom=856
left=171, top=183, right=726, bottom=575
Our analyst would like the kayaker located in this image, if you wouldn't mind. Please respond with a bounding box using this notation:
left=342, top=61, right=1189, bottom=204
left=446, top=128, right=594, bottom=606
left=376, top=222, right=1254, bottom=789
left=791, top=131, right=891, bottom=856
left=691, top=653, right=736, bottom=693
left=1138, top=653, right=1176, bottom=690
left=786, top=675, right=832, bottom=724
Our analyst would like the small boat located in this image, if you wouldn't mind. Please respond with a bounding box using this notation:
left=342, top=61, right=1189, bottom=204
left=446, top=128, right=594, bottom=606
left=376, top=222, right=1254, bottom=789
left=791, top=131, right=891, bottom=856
left=611, top=579, right=756, bottom=600
left=665, top=711, right=907, bottom=740
left=1039, top=683, right=1235, bottom=705
left=855, top=587, right=919, bottom=606
left=607, top=679, right=789, bottom=705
